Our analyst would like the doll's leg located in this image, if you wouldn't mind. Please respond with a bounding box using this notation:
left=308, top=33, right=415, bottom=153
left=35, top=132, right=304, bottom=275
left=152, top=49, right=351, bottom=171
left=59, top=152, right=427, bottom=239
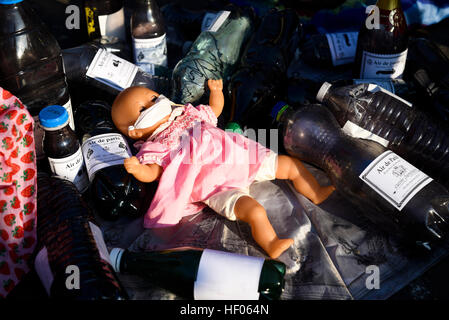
left=276, top=155, right=335, bottom=204
left=234, top=196, right=294, bottom=259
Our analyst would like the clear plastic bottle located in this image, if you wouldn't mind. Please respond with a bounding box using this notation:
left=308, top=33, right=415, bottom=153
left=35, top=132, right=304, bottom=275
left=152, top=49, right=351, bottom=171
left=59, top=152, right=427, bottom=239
left=0, top=0, right=74, bottom=161
left=273, top=102, right=449, bottom=249
left=110, top=247, right=286, bottom=300
left=131, top=0, right=167, bottom=74
left=34, top=173, right=129, bottom=299
left=316, top=81, right=449, bottom=189
left=39, top=105, right=89, bottom=193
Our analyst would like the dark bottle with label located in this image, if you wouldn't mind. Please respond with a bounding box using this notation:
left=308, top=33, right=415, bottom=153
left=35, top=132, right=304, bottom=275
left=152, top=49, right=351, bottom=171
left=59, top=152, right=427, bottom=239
left=0, top=0, right=74, bottom=161
left=131, top=0, right=167, bottom=74
left=316, top=82, right=449, bottom=189
left=354, top=0, right=408, bottom=79
left=39, top=105, right=89, bottom=193
left=75, top=101, right=151, bottom=220
left=35, top=173, right=129, bottom=300
left=110, top=247, right=286, bottom=300
left=272, top=102, right=449, bottom=249
left=84, top=0, right=126, bottom=42
left=301, top=31, right=359, bottom=68
left=62, top=43, right=170, bottom=97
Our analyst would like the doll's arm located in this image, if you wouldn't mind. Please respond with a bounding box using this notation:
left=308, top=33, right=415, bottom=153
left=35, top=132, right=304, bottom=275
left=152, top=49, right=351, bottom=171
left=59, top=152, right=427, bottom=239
left=208, top=79, right=224, bottom=118
left=124, top=156, right=163, bottom=183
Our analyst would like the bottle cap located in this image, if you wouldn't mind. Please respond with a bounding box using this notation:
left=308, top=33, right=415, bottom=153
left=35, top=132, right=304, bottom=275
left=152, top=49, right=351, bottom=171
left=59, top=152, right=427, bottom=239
left=110, top=248, right=125, bottom=273
left=271, top=101, right=289, bottom=121
left=225, top=122, right=243, bottom=134
left=316, top=82, right=332, bottom=103
left=39, top=105, right=69, bottom=130
left=0, top=0, right=23, bottom=4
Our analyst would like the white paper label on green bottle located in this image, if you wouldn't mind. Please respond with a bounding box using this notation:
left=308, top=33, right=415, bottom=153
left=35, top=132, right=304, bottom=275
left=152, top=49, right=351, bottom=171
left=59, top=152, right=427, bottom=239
left=194, top=249, right=264, bottom=300
left=133, top=33, right=168, bottom=72
left=62, top=99, right=75, bottom=131
left=360, top=49, right=408, bottom=79
left=98, top=7, right=126, bottom=41
left=48, top=147, right=89, bottom=193
left=81, top=133, right=132, bottom=181
left=326, top=31, right=358, bottom=66
left=360, top=151, right=433, bottom=211
left=86, top=49, right=139, bottom=91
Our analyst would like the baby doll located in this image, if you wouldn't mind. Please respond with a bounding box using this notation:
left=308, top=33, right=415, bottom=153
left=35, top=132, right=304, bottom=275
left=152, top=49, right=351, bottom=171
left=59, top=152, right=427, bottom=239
left=111, top=80, right=335, bottom=259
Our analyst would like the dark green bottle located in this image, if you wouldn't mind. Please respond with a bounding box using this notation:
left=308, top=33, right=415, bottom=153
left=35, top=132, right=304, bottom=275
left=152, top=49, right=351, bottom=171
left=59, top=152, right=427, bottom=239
left=110, top=247, right=286, bottom=300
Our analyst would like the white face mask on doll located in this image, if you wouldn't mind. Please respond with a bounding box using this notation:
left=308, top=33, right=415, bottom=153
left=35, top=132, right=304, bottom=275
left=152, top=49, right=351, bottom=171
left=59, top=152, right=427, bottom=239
left=128, top=95, right=173, bottom=131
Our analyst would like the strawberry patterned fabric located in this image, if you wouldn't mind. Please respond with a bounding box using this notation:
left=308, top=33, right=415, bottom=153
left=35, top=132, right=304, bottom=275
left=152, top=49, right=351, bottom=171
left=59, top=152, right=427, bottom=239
left=0, top=87, right=37, bottom=298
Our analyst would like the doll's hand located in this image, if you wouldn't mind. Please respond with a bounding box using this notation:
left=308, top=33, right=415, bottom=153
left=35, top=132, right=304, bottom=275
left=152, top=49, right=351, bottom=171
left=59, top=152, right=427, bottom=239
left=208, top=79, right=223, bottom=92
left=124, top=156, right=141, bottom=175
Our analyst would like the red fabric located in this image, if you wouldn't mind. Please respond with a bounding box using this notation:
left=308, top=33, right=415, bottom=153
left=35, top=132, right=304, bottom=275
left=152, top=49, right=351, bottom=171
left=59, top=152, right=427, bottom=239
left=0, top=88, right=37, bottom=298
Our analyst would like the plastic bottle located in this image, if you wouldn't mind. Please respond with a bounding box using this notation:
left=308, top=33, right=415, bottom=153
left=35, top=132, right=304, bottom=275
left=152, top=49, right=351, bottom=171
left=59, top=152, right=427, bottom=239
left=301, top=31, right=359, bottom=67
left=131, top=0, right=167, bottom=74
left=171, top=6, right=255, bottom=105
left=272, top=102, right=449, bottom=249
left=62, top=43, right=170, bottom=97
left=84, top=0, right=126, bottom=42
left=75, top=101, right=150, bottom=220
left=316, top=81, right=449, bottom=189
left=39, top=105, right=89, bottom=193
left=0, top=0, right=74, bottom=161
left=109, top=247, right=286, bottom=300
left=354, top=0, right=409, bottom=79
left=34, top=173, right=128, bottom=299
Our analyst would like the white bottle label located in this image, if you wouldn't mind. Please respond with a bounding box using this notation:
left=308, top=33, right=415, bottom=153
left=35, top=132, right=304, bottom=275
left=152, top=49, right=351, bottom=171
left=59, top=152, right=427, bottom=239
left=203, top=11, right=231, bottom=33
left=62, top=99, right=75, bottom=131
left=360, top=151, right=433, bottom=211
left=194, top=249, right=264, bottom=300
left=48, top=147, right=89, bottom=193
left=354, top=78, right=395, bottom=94
left=81, top=133, right=132, bottom=181
left=325, top=31, right=358, bottom=66
left=86, top=49, right=138, bottom=91
left=360, top=49, right=408, bottom=79
left=342, top=120, right=390, bottom=147
left=366, top=83, right=413, bottom=107
left=89, top=222, right=112, bottom=265
left=133, top=33, right=168, bottom=73
left=98, top=7, right=126, bottom=41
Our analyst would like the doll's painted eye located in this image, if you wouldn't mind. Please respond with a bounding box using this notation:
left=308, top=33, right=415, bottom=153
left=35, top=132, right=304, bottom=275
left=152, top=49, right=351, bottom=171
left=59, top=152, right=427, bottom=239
left=151, top=95, right=158, bottom=102
left=139, top=106, right=146, bottom=112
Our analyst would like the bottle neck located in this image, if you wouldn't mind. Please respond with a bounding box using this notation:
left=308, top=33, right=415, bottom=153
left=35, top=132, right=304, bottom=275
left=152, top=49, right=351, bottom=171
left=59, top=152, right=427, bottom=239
left=376, top=0, right=402, bottom=11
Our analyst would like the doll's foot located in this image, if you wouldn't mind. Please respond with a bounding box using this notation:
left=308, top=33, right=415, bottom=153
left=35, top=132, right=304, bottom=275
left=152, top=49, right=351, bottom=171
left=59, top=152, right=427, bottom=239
left=267, top=238, right=294, bottom=259
left=312, top=185, right=336, bottom=205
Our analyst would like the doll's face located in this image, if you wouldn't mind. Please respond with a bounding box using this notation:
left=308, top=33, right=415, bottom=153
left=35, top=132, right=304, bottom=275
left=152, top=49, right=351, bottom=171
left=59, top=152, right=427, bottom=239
left=111, top=86, right=170, bottom=140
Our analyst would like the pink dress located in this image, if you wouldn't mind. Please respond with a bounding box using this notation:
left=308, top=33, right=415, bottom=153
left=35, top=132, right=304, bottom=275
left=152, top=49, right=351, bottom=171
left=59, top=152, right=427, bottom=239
left=135, top=104, right=272, bottom=228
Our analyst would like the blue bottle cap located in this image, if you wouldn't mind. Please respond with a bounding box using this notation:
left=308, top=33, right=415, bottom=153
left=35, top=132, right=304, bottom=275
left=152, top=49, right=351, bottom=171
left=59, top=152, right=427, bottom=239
left=0, top=0, right=24, bottom=4
left=271, top=101, right=289, bottom=121
left=39, top=105, right=69, bottom=129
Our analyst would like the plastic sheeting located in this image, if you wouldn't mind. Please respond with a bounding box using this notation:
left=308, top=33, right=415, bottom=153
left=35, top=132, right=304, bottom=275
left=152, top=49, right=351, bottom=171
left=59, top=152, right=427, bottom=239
left=97, top=164, right=449, bottom=300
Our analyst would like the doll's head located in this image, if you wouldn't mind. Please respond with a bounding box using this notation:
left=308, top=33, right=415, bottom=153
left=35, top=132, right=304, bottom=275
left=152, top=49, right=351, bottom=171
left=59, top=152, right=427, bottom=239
left=112, top=86, right=172, bottom=141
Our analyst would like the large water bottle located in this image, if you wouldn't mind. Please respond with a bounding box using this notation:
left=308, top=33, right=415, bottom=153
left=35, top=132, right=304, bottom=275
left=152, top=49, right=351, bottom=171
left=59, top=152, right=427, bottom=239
left=0, top=0, right=74, bottom=161
left=34, top=173, right=128, bottom=299
left=272, top=103, right=449, bottom=249
left=316, top=81, right=449, bottom=189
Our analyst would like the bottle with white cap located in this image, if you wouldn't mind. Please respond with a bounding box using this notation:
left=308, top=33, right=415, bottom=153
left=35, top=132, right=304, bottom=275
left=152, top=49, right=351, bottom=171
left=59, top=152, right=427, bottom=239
left=39, top=105, right=89, bottom=193
left=109, top=247, right=286, bottom=300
